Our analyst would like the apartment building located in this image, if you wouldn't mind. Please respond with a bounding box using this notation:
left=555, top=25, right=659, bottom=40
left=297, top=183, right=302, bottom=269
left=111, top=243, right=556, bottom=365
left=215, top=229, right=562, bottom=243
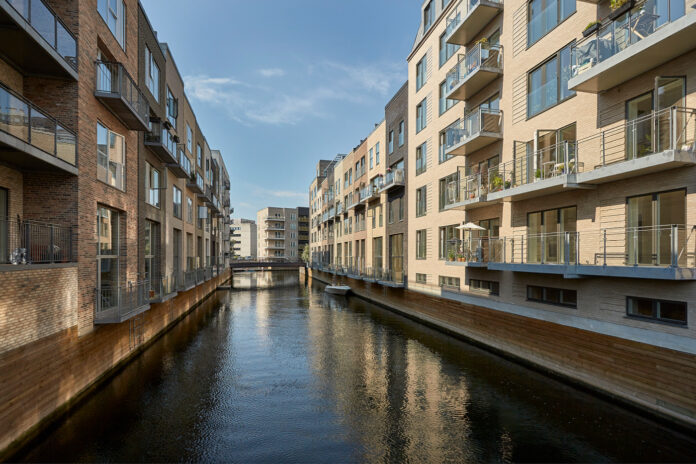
left=256, top=206, right=305, bottom=260
left=230, top=218, right=257, bottom=259
left=0, top=0, right=231, bottom=453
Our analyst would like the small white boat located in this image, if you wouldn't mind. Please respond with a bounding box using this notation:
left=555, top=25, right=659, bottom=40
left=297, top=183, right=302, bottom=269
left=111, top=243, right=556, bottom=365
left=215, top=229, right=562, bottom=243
left=325, top=285, right=350, bottom=295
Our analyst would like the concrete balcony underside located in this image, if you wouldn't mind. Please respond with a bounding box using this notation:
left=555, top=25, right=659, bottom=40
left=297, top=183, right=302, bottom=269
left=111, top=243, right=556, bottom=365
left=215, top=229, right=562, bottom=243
left=445, top=260, right=489, bottom=268
left=568, top=13, right=696, bottom=93
left=145, top=141, right=176, bottom=164
left=93, top=303, right=150, bottom=325
left=94, top=92, right=149, bottom=132
left=446, top=1, right=503, bottom=46
left=167, top=162, right=189, bottom=178
left=446, top=132, right=502, bottom=156
left=0, top=1, right=78, bottom=80
left=446, top=67, right=502, bottom=101
left=488, top=150, right=696, bottom=202
left=0, top=132, right=77, bottom=175
left=379, top=182, right=404, bottom=193
left=150, top=291, right=177, bottom=304
left=487, top=262, right=696, bottom=280
left=444, top=194, right=500, bottom=211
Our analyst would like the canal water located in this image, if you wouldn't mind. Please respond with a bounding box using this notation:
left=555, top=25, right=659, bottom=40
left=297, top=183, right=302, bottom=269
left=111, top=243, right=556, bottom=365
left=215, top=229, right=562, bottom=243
left=16, top=271, right=696, bottom=463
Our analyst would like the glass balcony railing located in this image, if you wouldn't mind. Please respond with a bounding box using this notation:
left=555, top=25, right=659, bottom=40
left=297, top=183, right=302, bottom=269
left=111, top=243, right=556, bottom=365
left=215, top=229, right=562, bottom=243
left=445, top=42, right=503, bottom=95
left=5, top=0, right=78, bottom=70
left=383, top=168, right=405, bottom=189
left=0, top=82, right=76, bottom=166
left=572, top=0, right=692, bottom=78
left=179, top=148, right=192, bottom=175
left=144, top=119, right=176, bottom=158
left=445, top=107, right=502, bottom=152
left=445, top=0, right=504, bottom=42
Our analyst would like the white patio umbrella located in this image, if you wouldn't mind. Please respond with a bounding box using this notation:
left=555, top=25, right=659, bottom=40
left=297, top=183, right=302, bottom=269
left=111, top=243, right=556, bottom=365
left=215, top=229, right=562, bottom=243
left=455, top=222, right=486, bottom=259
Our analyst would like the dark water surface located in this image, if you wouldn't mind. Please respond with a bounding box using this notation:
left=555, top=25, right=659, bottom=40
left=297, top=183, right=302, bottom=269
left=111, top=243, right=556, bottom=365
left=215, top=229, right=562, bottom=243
left=16, top=272, right=696, bottom=463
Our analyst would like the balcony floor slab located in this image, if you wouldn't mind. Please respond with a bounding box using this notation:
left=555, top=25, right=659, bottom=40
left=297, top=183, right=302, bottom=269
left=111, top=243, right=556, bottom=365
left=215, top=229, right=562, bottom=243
left=446, top=132, right=502, bottom=156
left=576, top=149, right=696, bottom=184
left=0, top=132, right=77, bottom=175
left=446, top=68, right=503, bottom=101
left=94, top=303, right=151, bottom=325
left=446, top=1, right=503, bottom=46
left=487, top=262, right=696, bottom=280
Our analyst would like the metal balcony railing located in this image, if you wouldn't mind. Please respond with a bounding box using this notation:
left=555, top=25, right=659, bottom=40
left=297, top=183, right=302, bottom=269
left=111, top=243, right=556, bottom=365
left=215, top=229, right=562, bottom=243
left=5, top=0, right=78, bottom=70
left=144, top=119, right=176, bottom=158
left=445, top=107, right=502, bottom=151
left=95, top=281, right=150, bottom=324
left=0, top=82, right=77, bottom=166
left=95, top=61, right=149, bottom=128
left=149, top=273, right=177, bottom=301
left=445, top=167, right=489, bottom=206
left=445, top=237, right=501, bottom=263
left=445, top=43, right=503, bottom=94
left=0, top=218, right=74, bottom=264
left=572, top=0, right=694, bottom=79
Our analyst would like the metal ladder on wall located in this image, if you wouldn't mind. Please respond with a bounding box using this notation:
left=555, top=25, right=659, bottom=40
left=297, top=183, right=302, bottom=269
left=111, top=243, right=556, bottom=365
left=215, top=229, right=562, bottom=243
left=129, top=314, right=145, bottom=350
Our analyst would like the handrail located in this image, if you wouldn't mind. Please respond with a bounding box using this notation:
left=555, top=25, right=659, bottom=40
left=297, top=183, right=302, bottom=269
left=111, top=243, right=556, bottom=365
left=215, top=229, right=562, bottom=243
left=0, top=81, right=77, bottom=166
left=445, top=107, right=502, bottom=151
left=0, top=217, right=74, bottom=264
left=446, top=43, right=503, bottom=94
left=95, top=280, right=149, bottom=321
left=95, top=61, right=149, bottom=123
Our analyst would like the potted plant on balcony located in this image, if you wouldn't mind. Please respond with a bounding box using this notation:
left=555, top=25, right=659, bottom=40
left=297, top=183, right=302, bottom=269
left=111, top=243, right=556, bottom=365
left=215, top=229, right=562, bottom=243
left=535, top=168, right=542, bottom=181
left=490, top=174, right=503, bottom=191
left=504, top=180, right=511, bottom=189
left=448, top=249, right=456, bottom=262
left=457, top=251, right=465, bottom=262
left=583, top=20, right=601, bottom=37
left=609, top=0, right=633, bottom=20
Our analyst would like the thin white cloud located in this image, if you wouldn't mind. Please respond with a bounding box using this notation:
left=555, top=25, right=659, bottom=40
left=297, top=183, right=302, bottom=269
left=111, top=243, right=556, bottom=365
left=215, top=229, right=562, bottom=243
left=252, top=187, right=307, bottom=200
left=258, top=68, right=285, bottom=77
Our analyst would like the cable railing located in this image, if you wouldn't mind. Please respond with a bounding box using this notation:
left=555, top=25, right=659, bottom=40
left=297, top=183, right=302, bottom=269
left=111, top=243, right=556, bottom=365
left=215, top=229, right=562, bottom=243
left=572, top=0, right=694, bottom=79
left=0, top=82, right=77, bottom=166
left=0, top=217, right=73, bottom=264
left=445, top=43, right=502, bottom=94
left=489, top=225, right=696, bottom=268
left=95, top=61, right=149, bottom=124
left=95, top=281, right=149, bottom=323
left=445, top=107, right=502, bottom=152
left=6, top=0, right=78, bottom=70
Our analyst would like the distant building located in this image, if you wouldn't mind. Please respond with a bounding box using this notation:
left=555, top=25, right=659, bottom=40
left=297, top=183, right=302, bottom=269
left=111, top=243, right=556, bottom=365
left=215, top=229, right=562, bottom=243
left=256, top=207, right=308, bottom=260
left=230, top=219, right=257, bottom=259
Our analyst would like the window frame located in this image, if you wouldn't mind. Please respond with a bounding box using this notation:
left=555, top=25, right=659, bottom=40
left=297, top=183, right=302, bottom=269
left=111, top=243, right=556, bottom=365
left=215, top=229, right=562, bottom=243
left=416, top=186, right=427, bottom=217
left=416, top=98, right=427, bottom=133
left=527, top=42, right=576, bottom=119
left=172, top=185, right=182, bottom=219
left=416, top=229, right=427, bottom=260
left=145, top=162, right=160, bottom=208
left=416, top=142, right=427, bottom=175
left=626, top=296, right=687, bottom=326
left=527, top=285, right=577, bottom=308
left=96, top=122, right=126, bottom=191
left=527, top=0, right=576, bottom=48
left=398, top=120, right=405, bottom=146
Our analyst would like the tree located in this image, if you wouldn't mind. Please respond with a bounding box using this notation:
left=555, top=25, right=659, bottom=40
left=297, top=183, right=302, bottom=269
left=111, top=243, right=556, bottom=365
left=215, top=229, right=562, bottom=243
left=301, top=244, right=310, bottom=263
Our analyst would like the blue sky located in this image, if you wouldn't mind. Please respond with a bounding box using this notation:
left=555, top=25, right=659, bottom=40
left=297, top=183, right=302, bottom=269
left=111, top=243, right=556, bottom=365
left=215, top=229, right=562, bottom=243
left=142, top=0, right=418, bottom=220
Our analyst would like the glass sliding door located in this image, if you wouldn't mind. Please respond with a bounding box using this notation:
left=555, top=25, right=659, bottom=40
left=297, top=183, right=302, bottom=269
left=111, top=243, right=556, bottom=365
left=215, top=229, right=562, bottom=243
left=627, top=190, right=685, bottom=265
left=372, top=237, right=383, bottom=270
left=389, top=234, right=404, bottom=283
left=527, top=212, right=542, bottom=263
left=656, top=77, right=685, bottom=151
left=626, top=92, right=654, bottom=160
left=97, top=207, right=120, bottom=311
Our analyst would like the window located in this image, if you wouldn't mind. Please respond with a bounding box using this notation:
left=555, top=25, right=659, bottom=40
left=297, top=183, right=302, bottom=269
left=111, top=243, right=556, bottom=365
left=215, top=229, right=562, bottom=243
left=439, top=224, right=460, bottom=259
left=439, top=32, right=459, bottom=67
left=416, top=273, right=427, bottom=284
left=97, top=0, right=126, bottom=49
left=97, top=122, right=125, bottom=191
left=144, top=220, right=159, bottom=290
left=528, top=0, right=575, bottom=47
left=627, top=297, right=687, bottom=325
left=416, top=142, right=427, bottom=175
left=173, top=186, right=182, bottom=219
left=439, top=276, right=460, bottom=289
left=399, top=194, right=404, bottom=221
left=398, top=120, right=405, bottom=146
left=416, top=186, right=427, bottom=217
left=388, top=199, right=395, bottom=224
left=186, top=197, right=193, bottom=223
left=167, top=88, right=177, bottom=127
left=369, top=148, right=374, bottom=169
left=438, top=172, right=457, bottom=210
left=197, top=144, right=202, bottom=167
left=470, top=279, right=500, bottom=296
left=145, top=162, right=160, bottom=207
left=416, top=56, right=426, bottom=90
left=416, top=229, right=427, bottom=259
left=439, top=128, right=453, bottom=163
left=528, top=44, right=575, bottom=117
left=416, top=99, right=427, bottom=133
left=375, top=142, right=380, bottom=165
left=145, top=46, right=159, bottom=101
left=97, top=206, right=120, bottom=307
left=527, top=206, right=576, bottom=264
left=439, top=81, right=456, bottom=115
left=389, top=131, right=394, bottom=154
left=423, top=1, right=434, bottom=31
left=527, top=285, right=577, bottom=308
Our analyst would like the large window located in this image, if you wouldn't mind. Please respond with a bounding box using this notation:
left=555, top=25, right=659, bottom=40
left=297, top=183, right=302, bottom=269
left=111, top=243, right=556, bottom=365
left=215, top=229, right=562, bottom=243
left=439, top=172, right=457, bottom=210
left=145, top=46, right=159, bottom=101
left=186, top=197, right=193, bottom=223
left=439, top=129, right=453, bottom=163
left=528, top=44, right=574, bottom=117
left=197, top=144, right=202, bottom=167
left=416, top=99, right=427, bottom=133
left=439, top=32, right=459, bottom=67
left=97, top=0, right=126, bottom=49
left=439, top=224, right=460, bottom=259
left=145, top=162, right=160, bottom=207
left=97, top=206, right=120, bottom=308
left=144, top=220, right=159, bottom=289
left=527, top=285, right=577, bottom=308
left=372, top=237, right=383, bottom=269
left=527, top=0, right=575, bottom=47
left=369, top=148, right=374, bottom=169
left=416, top=186, right=427, bottom=217
left=167, top=88, right=177, bottom=127
left=423, top=0, right=434, bottom=31
left=173, top=186, right=182, bottom=219
left=416, top=142, right=427, bottom=175
left=97, top=123, right=125, bottom=191
left=439, top=276, right=460, bottom=289
left=527, top=206, right=576, bottom=264
left=389, top=130, right=394, bottom=154
left=186, top=124, right=193, bottom=153
left=439, top=81, right=455, bottom=115
left=470, top=279, right=500, bottom=296
left=627, top=296, right=687, bottom=325
left=375, top=142, right=380, bottom=165
left=416, top=56, right=427, bottom=91
left=416, top=229, right=427, bottom=259
left=399, top=120, right=405, bottom=146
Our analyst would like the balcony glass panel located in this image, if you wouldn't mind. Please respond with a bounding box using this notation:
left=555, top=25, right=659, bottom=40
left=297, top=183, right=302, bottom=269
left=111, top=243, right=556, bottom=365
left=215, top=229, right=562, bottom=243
left=445, top=43, right=502, bottom=94
left=30, top=0, right=55, bottom=48
left=30, top=106, right=54, bottom=154
left=445, top=107, right=502, bottom=151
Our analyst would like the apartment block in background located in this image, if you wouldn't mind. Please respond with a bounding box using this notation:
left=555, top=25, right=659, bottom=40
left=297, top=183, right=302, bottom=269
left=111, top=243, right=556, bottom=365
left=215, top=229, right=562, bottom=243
left=256, top=206, right=305, bottom=260
left=231, top=219, right=257, bottom=259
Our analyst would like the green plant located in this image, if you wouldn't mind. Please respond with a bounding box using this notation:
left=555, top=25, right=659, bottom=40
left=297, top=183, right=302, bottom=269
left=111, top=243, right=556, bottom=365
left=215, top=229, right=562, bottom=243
left=535, top=168, right=542, bottom=179
left=491, top=175, right=503, bottom=189
left=475, top=37, right=488, bottom=45
left=584, top=20, right=600, bottom=30
left=504, top=180, right=511, bottom=189
left=301, top=244, right=310, bottom=263
left=448, top=249, right=456, bottom=261
left=610, top=0, right=628, bottom=9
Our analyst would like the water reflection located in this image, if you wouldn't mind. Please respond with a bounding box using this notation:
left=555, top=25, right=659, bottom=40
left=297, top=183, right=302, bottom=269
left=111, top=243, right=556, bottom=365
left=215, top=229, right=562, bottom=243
left=15, top=283, right=696, bottom=463
left=233, top=269, right=301, bottom=289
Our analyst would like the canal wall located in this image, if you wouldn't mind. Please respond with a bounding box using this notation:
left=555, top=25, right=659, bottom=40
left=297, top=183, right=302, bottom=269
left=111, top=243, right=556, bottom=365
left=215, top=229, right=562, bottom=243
left=306, top=268, right=696, bottom=430
left=0, top=270, right=231, bottom=459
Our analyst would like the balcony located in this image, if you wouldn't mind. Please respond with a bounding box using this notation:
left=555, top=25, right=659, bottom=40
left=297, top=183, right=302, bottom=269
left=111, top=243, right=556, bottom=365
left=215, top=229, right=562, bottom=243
left=149, top=273, right=177, bottom=303
left=445, top=0, right=504, bottom=46
left=444, top=107, right=502, bottom=156
left=0, top=82, right=77, bottom=174
left=335, top=202, right=344, bottom=216
left=0, top=0, right=78, bottom=79
left=380, top=168, right=405, bottom=192
left=361, top=181, right=383, bottom=203
left=486, top=107, right=696, bottom=202
left=443, top=167, right=500, bottom=210
left=94, top=281, right=150, bottom=324
left=569, top=0, right=696, bottom=93
left=168, top=146, right=193, bottom=179
left=266, top=224, right=285, bottom=231
left=444, top=238, right=498, bottom=267
left=187, top=172, right=205, bottom=195
left=265, top=244, right=285, bottom=250
left=144, top=119, right=177, bottom=163
left=487, top=225, right=696, bottom=280
left=0, top=218, right=74, bottom=266
left=179, top=270, right=197, bottom=291
left=266, top=235, right=285, bottom=240
left=346, top=196, right=360, bottom=211
left=264, top=216, right=286, bottom=222
left=445, top=43, right=503, bottom=101
left=94, top=61, right=149, bottom=131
